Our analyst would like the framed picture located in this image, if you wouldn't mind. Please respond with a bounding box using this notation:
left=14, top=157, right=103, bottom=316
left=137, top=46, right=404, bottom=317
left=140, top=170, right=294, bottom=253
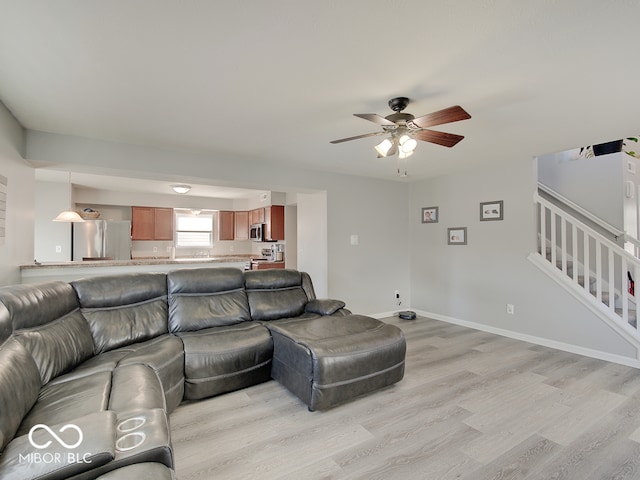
left=421, top=206, right=439, bottom=223
left=447, top=227, right=467, bottom=245
left=480, top=200, right=504, bottom=221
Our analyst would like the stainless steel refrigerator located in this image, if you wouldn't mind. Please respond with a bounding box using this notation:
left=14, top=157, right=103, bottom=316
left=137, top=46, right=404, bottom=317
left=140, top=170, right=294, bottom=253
left=73, top=220, right=132, bottom=261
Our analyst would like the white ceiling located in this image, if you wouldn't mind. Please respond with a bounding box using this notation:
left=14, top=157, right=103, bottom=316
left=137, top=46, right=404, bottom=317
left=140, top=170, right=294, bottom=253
left=1, top=1, right=640, bottom=187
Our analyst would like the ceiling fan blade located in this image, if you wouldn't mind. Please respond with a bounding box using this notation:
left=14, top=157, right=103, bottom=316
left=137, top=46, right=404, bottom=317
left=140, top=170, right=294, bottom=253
left=330, top=131, right=386, bottom=144
left=353, top=113, right=397, bottom=127
left=413, top=129, right=465, bottom=148
left=411, top=105, right=471, bottom=129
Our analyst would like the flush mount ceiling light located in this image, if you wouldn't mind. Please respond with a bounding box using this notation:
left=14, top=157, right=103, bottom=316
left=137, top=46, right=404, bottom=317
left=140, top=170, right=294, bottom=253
left=53, top=172, right=85, bottom=223
left=171, top=184, right=191, bottom=194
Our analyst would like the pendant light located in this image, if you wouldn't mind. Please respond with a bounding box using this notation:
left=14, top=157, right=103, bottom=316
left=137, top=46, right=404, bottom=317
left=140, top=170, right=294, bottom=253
left=53, top=172, right=85, bottom=223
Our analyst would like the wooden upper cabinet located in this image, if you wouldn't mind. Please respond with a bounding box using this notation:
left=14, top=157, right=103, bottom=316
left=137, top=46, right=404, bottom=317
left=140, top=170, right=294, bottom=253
left=264, top=205, right=284, bottom=241
left=154, top=208, right=174, bottom=240
left=132, top=206, right=173, bottom=241
left=131, top=207, right=154, bottom=240
left=218, top=211, right=235, bottom=241
left=249, top=208, right=265, bottom=225
left=234, top=211, right=249, bottom=240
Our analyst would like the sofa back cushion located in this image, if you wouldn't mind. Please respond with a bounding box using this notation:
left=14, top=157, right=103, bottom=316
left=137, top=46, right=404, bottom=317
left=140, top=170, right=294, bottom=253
left=0, top=282, right=94, bottom=385
left=0, top=300, right=11, bottom=346
left=15, top=311, right=95, bottom=385
left=244, top=269, right=310, bottom=321
left=0, top=338, right=41, bottom=452
left=0, top=281, right=79, bottom=331
left=167, top=267, right=251, bottom=332
left=72, top=273, right=169, bottom=353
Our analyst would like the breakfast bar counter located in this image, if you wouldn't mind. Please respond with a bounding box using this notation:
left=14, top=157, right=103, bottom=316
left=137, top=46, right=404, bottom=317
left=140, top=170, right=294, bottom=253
left=20, top=256, right=253, bottom=283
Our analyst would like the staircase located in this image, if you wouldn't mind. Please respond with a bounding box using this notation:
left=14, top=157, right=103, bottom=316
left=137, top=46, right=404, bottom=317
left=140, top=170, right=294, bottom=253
left=531, top=188, right=640, bottom=351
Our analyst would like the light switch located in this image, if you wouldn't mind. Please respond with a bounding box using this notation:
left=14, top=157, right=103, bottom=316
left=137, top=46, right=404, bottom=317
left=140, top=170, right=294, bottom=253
left=350, top=234, right=359, bottom=246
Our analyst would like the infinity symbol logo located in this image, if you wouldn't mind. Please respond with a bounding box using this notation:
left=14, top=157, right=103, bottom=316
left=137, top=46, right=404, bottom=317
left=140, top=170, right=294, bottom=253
left=28, top=424, right=83, bottom=450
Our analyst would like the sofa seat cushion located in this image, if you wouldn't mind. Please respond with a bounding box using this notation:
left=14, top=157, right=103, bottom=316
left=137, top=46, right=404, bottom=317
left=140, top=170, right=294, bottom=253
left=109, top=364, right=166, bottom=414
left=267, top=314, right=406, bottom=411
left=49, top=336, right=184, bottom=414
left=16, top=371, right=112, bottom=437
left=115, top=335, right=185, bottom=413
left=68, top=350, right=130, bottom=380
left=178, top=322, right=273, bottom=400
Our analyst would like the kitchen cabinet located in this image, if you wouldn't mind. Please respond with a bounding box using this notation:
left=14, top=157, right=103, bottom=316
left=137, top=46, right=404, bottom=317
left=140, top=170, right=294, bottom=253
left=234, top=211, right=249, bottom=240
left=154, top=208, right=174, bottom=240
left=264, top=205, right=285, bottom=241
left=218, top=211, right=235, bottom=241
left=131, top=206, right=174, bottom=240
left=249, top=208, right=264, bottom=225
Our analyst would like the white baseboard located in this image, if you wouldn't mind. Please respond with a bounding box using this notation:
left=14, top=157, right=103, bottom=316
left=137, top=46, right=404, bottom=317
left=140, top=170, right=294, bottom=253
left=369, top=310, right=402, bottom=320
left=378, top=308, right=640, bottom=369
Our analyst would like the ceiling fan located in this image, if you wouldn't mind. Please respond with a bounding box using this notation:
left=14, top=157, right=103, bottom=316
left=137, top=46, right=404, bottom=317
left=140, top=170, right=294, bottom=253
left=330, top=97, right=471, bottom=159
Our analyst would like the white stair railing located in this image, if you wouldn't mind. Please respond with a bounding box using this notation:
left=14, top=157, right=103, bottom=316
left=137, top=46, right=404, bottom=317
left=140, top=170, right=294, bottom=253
left=535, top=192, right=639, bottom=330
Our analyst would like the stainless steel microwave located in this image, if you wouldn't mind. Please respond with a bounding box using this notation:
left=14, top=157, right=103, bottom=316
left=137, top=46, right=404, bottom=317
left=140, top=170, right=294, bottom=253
left=250, top=223, right=264, bottom=242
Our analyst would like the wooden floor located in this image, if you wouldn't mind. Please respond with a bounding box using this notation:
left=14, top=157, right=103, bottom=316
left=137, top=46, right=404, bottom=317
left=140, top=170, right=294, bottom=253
left=170, top=316, right=640, bottom=479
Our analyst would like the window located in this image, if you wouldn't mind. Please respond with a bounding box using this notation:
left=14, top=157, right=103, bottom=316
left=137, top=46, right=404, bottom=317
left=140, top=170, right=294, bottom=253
left=175, top=210, right=213, bottom=247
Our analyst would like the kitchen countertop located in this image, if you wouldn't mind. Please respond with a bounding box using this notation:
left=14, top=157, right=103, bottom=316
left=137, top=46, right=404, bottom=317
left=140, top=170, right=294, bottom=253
left=21, top=255, right=256, bottom=270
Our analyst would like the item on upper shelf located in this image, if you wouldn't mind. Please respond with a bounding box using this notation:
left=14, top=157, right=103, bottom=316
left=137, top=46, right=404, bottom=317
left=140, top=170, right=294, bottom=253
left=80, top=207, right=100, bottom=219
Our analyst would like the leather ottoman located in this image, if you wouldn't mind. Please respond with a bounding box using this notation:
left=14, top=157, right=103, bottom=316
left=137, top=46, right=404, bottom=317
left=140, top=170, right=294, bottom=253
left=267, top=314, right=406, bottom=411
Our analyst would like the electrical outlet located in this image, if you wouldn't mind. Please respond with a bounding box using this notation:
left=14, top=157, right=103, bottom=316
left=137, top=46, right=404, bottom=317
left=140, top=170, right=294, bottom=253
left=153, top=247, right=158, bottom=253
left=55, top=245, right=62, bottom=253
left=395, top=290, right=401, bottom=306
left=506, top=303, right=515, bottom=315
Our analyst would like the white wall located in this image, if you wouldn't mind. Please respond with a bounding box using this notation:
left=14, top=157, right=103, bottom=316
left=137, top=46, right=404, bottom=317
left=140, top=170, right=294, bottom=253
left=34, top=181, right=74, bottom=261
left=26, top=131, right=410, bottom=315
left=297, top=192, right=328, bottom=297
left=409, top=157, right=637, bottom=362
left=284, top=204, right=297, bottom=269
left=538, top=151, right=625, bottom=229
left=0, top=103, right=33, bottom=285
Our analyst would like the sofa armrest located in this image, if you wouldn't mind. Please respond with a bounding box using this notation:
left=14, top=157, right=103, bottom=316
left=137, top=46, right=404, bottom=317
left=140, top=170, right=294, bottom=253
left=305, top=299, right=346, bottom=316
left=0, top=411, right=116, bottom=480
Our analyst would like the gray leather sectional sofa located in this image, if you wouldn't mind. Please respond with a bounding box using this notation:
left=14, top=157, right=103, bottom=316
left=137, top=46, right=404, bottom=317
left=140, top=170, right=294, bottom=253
left=0, top=267, right=406, bottom=479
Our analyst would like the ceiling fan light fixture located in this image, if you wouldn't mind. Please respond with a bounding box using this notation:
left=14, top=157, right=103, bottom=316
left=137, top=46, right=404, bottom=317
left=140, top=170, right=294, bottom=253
left=374, top=138, right=394, bottom=157
left=399, top=135, right=417, bottom=153
left=171, top=184, right=191, bottom=194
